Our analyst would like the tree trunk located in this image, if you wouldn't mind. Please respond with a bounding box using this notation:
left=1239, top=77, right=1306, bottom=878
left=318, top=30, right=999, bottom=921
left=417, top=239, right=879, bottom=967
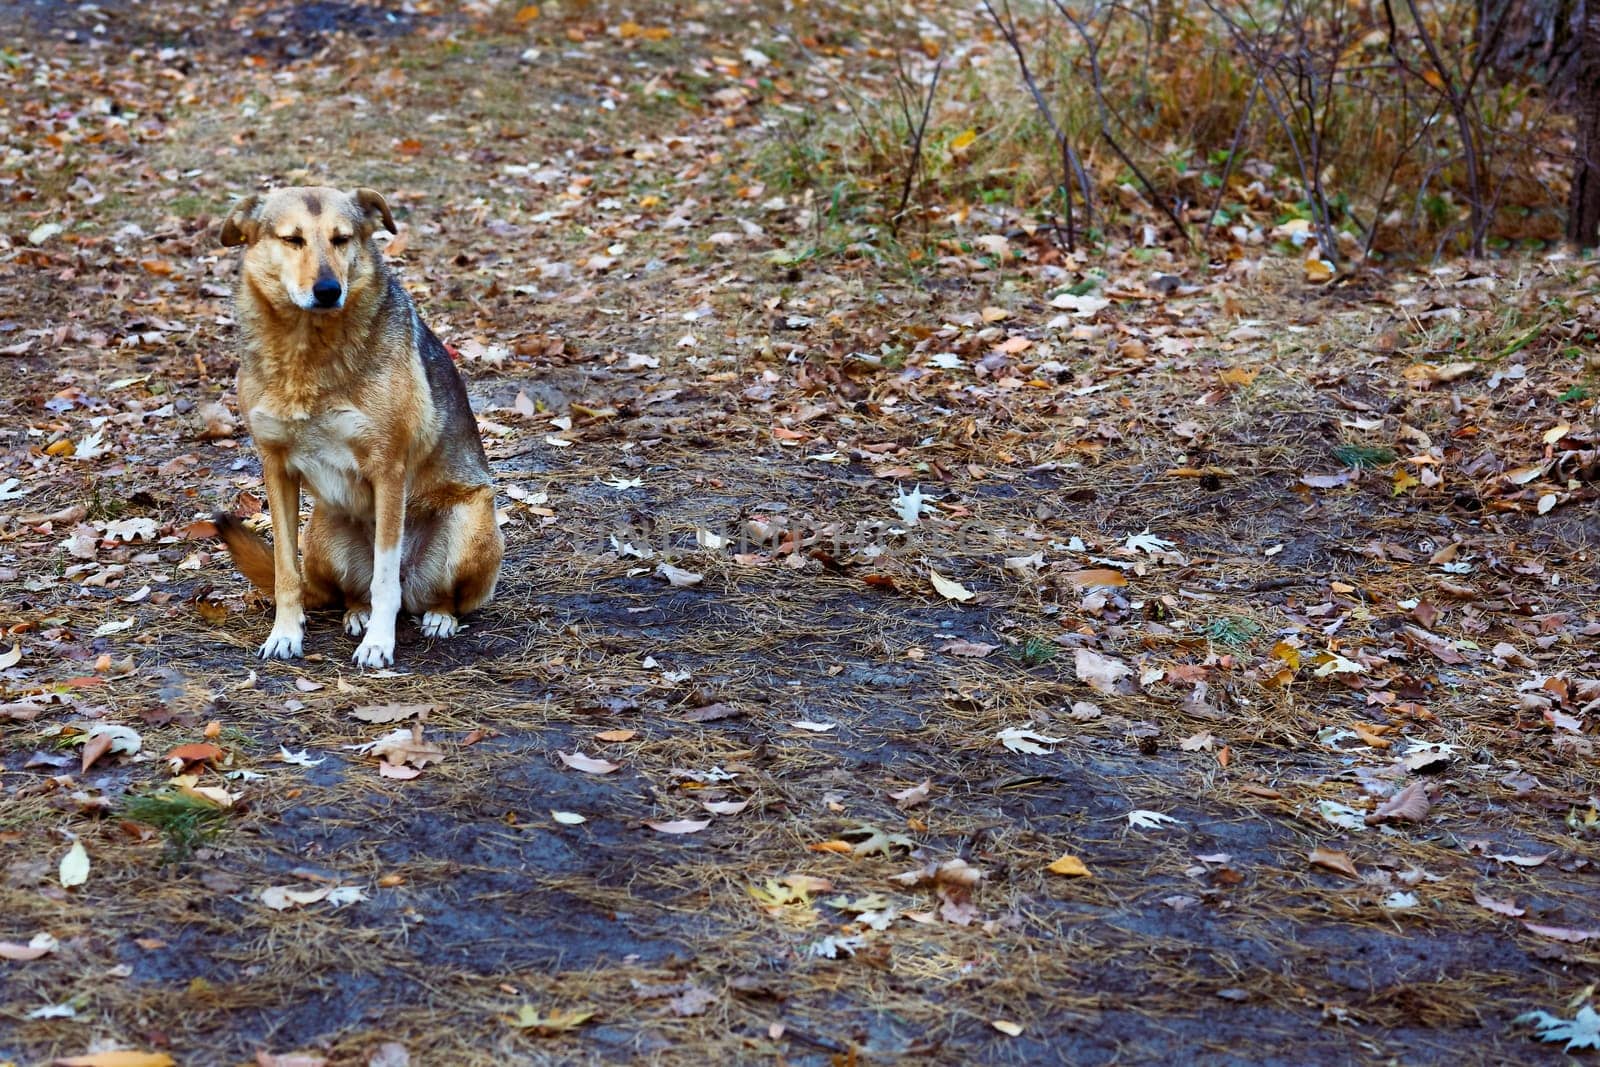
left=1567, top=1, right=1600, bottom=246
left=1477, top=0, right=1582, bottom=92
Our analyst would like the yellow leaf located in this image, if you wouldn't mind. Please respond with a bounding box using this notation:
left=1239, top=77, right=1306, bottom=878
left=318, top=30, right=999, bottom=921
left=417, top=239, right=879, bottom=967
left=950, top=128, right=977, bottom=152
left=1047, top=853, right=1090, bottom=877
left=1392, top=469, right=1419, bottom=496
left=514, top=4, right=541, bottom=21
left=1270, top=641, right=1301, bottom=670
left=46, top=439, right=75, bottom=457
left=1543, top=422, right=1571, bottom=445
left=506, top=1005, right=595, bottom=1033
left=1303, top=257, right=1334, bottom=283
left=927, top=568, right=975, bottom=602
left=53, top=1054, right=177, bottom=1067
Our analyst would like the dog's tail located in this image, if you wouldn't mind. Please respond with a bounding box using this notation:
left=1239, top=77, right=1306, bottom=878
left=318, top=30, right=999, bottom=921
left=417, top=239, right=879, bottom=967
left=214, top=512, right=275, bottom=594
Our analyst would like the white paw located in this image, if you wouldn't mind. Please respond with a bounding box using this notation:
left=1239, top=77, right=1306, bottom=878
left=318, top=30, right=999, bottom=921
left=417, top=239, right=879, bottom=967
left=352, top=634, right=394, bottom=669
left=344, top=608, right=371, bottom=637
left=420, top=611, right=459, bottom=639
left=259, top=628, right=304, bottom=660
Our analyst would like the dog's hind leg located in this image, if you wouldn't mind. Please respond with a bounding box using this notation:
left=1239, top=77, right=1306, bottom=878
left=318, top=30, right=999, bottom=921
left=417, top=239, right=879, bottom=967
left=403, top=487, right=504, bottom=639
left=303, top=506, right=367, bottom=634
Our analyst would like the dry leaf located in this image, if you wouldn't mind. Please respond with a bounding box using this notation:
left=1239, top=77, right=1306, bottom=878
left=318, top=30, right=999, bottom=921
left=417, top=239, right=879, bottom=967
left=54, top=1055, right=177, bottom=1067
left=558, top=750, right=620, bottom=774
left=655, top=562, right=704, bottom=587
left=351, top=704, right=433, bottom=724
left=595, top=728, right=637, bottom=742
left=889, top=780, right=932, bottom=808
left=1062, top=568, right=1127, bottom=589
left=1365, top=781, right=1431, bottom=825
left=1472, top=889, right=1525, bottom=917
left=1523, top=922, right=1600, bottom=942
left=1308, top=846, right=1358, bottom=879
left=551, top=811, right=587, bottom=825
left=992, top=1020, right=1024, bottom=1037
left=1074, top=648, right=1135, bottom=695
left=0, top=932, right=58, bottom=961
left=927, top=567, right=975, bottom=602
left=701, top=799, right=750, bottom=815
left=59, top=840, right=89, bottom=888
left=1047, top=854, right=1090, bottom=877
left=646, top=818, right=711, bottom=834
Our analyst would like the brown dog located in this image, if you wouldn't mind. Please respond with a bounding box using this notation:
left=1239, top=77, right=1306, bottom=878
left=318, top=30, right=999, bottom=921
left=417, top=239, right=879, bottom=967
left=214, top=186, right=503, bottom=667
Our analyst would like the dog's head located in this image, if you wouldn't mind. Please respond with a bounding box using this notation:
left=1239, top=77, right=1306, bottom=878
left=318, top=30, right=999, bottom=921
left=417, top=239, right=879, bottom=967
left=220, top=187, right=397, bottom=313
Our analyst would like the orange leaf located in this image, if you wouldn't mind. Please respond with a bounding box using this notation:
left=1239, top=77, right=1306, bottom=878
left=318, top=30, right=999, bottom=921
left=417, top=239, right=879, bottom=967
left=514, top=4, right=541, bottom=20
left=595, top=729, right=637, bottom=742
left=1062, top=568, right=1127, bottom=589
left=166, top=742, right=223, bottom=765
left=807, top=840, right=853, bottom=854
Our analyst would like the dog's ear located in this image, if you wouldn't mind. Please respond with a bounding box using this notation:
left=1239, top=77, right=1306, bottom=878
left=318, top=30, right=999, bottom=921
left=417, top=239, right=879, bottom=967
left=353, top=188, right=398, bottom=235
left=220, top=195, right=261, bottom=247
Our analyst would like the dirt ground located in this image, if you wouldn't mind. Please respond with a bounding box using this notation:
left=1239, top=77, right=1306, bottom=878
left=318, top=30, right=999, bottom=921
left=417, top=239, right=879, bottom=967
left=1, top=2, right=1598, bottom=1065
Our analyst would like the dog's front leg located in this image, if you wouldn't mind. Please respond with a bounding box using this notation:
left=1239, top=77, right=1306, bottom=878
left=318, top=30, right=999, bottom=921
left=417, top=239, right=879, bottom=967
left=353, top=465, right=404, bottom=668
left=260, top=450, right=306, bottom=659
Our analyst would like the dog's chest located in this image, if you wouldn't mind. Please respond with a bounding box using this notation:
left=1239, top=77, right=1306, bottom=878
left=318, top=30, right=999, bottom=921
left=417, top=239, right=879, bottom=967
left=249, top=404, right=373, bottom=513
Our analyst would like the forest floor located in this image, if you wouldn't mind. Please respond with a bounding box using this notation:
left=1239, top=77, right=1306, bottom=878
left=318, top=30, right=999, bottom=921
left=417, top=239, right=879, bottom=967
left=1, top=1, right=1599, bottom=1065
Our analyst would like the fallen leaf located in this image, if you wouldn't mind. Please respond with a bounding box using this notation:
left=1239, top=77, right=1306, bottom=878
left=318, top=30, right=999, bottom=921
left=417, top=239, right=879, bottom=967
left=551, top=811, right=587, bottom=825
left=166, top=742, right=223, bottom=766
left=655, top=562, right=704, bottom=587
left=1062, top=568, right=1127, bottom=588
left=351, top=704, right=433, bottom=724
left=1515, top=1005, right=1600, bottom=1051
left=59, top=840, right=90, bottom=888
left=505, top=1005, right=595, bottom=1033
left=0, top=932, right=59, bottom=961
left=927, top=567, right=975, bottom=602
left=1308, top=846, right=1358, bottom=879
left=1523, top=922, right=1600, bottom=943
left=678, top=702, right=742, bottom=722
left=992, top=1020, right=1024, bottom=1037
left=1472, top=889, right=1525, bottom=917
left=1075, top=648, right=1135, bottom=694
left=667, top=985, right=717, bottom=1017
left=1047, top=854, right=1090, bottom=877
left=645, top=819, right=711, bottom=834
left=53, top=1055, right=177, bottom=1067
left=941, top=639, right=997, bottom=657
left=558, top=751, right=620, bottom=774
left=996, top=726, right=1064, bottom=754
left=1365, top=781, right=1431, bottom=825
left=594, top=729, right=637, bottom=742
left=889, top=780, right=932, bottom=808
left=701, top=799, right=750, bottom=815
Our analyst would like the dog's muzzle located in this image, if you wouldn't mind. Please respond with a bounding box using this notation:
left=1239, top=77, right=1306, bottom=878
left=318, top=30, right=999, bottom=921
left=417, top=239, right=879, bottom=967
left=312, top=279, right=342, bottom=309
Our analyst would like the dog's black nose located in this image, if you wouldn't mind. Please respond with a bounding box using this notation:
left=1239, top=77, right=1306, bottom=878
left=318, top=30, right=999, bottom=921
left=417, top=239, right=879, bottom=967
left=312, top=279, right=342, bottom=308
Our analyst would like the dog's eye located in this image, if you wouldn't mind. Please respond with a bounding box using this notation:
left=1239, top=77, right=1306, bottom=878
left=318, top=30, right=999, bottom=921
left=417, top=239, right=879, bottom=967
left=280, top=234, right=305, bottom=248
left=331, top=234, right=351, bottom=247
